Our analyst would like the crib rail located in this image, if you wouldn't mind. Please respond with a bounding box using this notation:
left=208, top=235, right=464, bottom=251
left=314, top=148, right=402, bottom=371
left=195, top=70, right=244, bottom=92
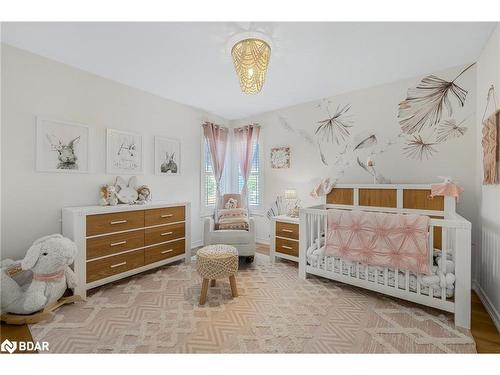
left=298, top=206, right=471, bottom=329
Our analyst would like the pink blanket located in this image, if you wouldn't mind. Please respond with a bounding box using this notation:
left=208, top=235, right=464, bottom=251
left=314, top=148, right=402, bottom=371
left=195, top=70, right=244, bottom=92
left=325, top=209, right=431, bottom=274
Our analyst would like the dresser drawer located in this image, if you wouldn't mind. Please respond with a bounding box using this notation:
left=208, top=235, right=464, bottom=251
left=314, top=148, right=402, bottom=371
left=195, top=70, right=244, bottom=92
left=276, top=221, right=299, bottom=240
left=275, top=237, right=299, bottom=257
left=145, top=239, right=185, bottom=265
left=86, top=249, right=144, bottom=283
left=86, top=211, right=145, bottom=236
left=86, top=230, right=144, bottom=260
left=145, top=222, right=185, bottom=245
left=145, top=206, right=185, bottom=226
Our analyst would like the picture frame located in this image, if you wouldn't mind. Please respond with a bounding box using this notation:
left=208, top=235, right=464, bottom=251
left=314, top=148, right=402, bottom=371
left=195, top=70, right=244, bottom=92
left=106, top=128, right=143, bottom=175
left=36, top=117, right=90, bottom=173
left=270, top=146, right=291, bottom=169
left=155, top=136, right=181, bottom=175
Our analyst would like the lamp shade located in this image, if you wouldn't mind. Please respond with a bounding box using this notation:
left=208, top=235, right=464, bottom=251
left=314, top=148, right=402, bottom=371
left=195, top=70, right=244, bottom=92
left=284, top=189, right=297, bottom=200
left=231, top=38, right=271, bottom=94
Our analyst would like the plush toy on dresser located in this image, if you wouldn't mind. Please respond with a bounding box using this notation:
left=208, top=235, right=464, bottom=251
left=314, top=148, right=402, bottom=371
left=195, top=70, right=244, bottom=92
left=0, top=234, right=79, bottom=316
left=99, top=176, right=151, bottom=206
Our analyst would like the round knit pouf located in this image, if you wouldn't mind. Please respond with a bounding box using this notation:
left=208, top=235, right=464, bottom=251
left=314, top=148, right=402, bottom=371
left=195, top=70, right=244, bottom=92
left=196, top=244, right=239, bottom=305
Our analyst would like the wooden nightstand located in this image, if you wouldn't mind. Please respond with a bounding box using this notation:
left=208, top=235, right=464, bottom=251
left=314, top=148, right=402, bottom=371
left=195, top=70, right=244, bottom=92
left=270, top=215, right=299, bottom=263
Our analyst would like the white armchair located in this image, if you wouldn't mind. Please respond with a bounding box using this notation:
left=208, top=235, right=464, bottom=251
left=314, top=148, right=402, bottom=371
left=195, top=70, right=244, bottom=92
left=203, top=216, right=256, bottom=261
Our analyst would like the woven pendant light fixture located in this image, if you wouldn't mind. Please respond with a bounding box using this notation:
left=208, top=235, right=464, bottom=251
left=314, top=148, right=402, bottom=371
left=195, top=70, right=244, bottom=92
left=231, top=38, right=271, bottom=94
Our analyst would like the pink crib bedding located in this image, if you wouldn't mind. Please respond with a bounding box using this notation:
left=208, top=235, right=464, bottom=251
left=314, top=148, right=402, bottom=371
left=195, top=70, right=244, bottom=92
left=325, top=209, right=431, bottom=274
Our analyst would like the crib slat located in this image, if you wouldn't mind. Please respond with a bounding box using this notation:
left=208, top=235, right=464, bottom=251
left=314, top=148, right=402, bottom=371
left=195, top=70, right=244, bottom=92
left=317, top=215, right=322, bottom=269
left=324, top=214, right=328, bottom=270
left=309, top=216, right=314, bottom=266
left=384, top=267, right=388, bottom=286
left=441, top=246, right=447, bottom=300
left=428, top=224, right=434, bottom=267
left=395, top=268, right=399, bottom=289
left=405, top=270, right=410, bottom=292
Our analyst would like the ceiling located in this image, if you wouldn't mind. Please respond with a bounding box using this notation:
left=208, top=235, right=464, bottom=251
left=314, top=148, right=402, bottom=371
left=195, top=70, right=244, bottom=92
left=1, top=22, right=496, bottom=119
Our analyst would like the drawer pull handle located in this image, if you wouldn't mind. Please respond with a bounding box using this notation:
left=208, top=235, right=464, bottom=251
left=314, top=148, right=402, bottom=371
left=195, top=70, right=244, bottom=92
left=110, top=220, right=127, bottom=225
left=161, top=214, right=174, bottom=218
left=161, top=249, right=174, bottom=254
left=110, top=261, right=127, bottom=268
left=110, top=240, right=127, bottom=247
left=161, top=231, right=173, bottom=236
left=282, top=229, right=294, bottom=233
left=282, top=245, right=293, bottom=250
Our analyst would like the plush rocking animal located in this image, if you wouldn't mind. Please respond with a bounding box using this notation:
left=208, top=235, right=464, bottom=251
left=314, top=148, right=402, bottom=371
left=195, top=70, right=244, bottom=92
left=0, top=234, right=78, bottom=315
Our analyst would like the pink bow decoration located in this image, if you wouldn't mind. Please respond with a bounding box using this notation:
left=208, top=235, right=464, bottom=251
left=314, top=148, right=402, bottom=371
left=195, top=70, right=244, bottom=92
left=430, top=182, right=464, bottom=200
left=310, top=178, right=334, bottom=198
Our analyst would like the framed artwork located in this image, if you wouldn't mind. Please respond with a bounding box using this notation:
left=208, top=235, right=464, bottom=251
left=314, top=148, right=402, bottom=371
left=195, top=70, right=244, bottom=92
left=36, top=117, right=90, bottom=173
left=106, top=128, right=143, bottom=174
left=155, top=136, right=181, bottom=175
left=270, top=146, right=290, bottom=169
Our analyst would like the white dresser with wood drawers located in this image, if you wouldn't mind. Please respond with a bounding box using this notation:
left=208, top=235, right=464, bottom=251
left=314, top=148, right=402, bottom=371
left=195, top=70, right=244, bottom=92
left=270, top=215, right=300, bottom=263
left=62, top=202, right=191, bottom=297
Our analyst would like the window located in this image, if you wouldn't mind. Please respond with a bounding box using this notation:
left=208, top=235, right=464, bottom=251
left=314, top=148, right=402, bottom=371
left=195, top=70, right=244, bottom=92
left=202, top=140, right=226, bottom=210
left=201, top=133, right=262, bottom=215
left=238, top=142, right=262, bottom=208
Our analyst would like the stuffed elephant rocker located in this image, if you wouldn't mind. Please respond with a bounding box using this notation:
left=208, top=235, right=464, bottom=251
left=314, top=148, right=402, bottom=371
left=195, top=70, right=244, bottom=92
left=0, top=234, right=78, bottom=315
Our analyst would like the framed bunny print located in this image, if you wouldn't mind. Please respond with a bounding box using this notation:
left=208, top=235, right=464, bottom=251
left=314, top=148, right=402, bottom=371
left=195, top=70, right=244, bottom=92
left=36, top=117, right=90, bottom=173
left=106, top=128, right=143, bottom=174
left=155, top=136, right=181, bottom=175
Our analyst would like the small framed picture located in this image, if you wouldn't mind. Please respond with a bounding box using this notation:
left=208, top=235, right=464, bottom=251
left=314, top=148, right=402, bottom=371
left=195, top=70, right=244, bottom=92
left=106, top=128, right=143, bottom=174
left=270, top=146, right=291, bottom=169
left=155, top=136, right=181, bottom=175
left=36, top=117, right=90, bottom=173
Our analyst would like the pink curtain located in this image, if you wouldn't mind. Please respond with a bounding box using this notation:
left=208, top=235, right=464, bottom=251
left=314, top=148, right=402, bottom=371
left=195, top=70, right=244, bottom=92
left=202, top=122, right=229, bottom=220
left=234, top=124, right=261, bottom=208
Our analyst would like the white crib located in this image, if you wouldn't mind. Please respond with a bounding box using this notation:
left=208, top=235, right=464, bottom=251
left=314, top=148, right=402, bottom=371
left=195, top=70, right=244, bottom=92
left=298, top=184, right=472, bottom=329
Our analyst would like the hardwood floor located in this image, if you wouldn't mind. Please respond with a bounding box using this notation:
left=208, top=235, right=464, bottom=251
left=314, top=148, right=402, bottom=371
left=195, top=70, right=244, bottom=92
left=471, top=292, right=500, bottom=353
left=0, top=323, right=36, bottom=354
left=1, top=244, right=499, bottom=353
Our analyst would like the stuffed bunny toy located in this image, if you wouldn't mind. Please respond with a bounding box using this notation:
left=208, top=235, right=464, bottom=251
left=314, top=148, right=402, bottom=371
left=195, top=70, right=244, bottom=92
left=115, top=176, right=139, bottom=204
left=0, top=234, right=78, bottom=315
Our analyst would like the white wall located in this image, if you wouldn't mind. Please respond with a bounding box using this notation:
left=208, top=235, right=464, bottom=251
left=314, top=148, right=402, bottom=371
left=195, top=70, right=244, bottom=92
left=475, top=24, right=500, bottom=329
left=232, top=64, right=478, bottom=247
left=1, top=44, right=227, bottom=260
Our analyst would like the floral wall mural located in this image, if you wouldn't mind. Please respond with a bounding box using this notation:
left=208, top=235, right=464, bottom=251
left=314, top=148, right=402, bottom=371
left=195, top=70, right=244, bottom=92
left=398, top=64, right=473, bottom=160
left=272, top=64, right=474, bottom=185
left=232, top=63, right=476, bottom=242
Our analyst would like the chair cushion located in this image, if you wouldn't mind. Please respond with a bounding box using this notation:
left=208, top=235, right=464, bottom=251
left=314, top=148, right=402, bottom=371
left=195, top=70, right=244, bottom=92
left=207, top=229, right=252, bottom=244
left=218, top=208, right=249, bottom=230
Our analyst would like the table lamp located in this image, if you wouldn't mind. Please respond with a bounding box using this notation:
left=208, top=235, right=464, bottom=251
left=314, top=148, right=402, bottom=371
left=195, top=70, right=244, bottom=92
left=284, top=188, right=298, bottom=217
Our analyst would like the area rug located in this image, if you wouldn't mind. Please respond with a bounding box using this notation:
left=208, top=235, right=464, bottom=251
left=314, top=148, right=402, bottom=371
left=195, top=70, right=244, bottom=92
left=30, top=254, right=476, bottom=353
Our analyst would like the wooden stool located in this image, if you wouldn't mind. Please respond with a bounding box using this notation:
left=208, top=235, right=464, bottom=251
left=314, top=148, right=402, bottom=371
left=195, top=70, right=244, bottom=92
left=196, top=244, right=239, bottom=305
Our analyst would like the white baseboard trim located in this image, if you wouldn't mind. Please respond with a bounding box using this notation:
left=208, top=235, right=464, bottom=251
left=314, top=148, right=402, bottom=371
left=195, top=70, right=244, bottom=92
left=472, top=281, right=500, bottom=332
left=191, top=240, right=203, bottom=249
left=256, top=238, right=270, bottom=246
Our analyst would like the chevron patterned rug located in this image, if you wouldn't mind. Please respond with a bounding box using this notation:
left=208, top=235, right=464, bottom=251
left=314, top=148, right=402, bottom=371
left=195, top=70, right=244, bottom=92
left=30, top=254, right=476, bottom=353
